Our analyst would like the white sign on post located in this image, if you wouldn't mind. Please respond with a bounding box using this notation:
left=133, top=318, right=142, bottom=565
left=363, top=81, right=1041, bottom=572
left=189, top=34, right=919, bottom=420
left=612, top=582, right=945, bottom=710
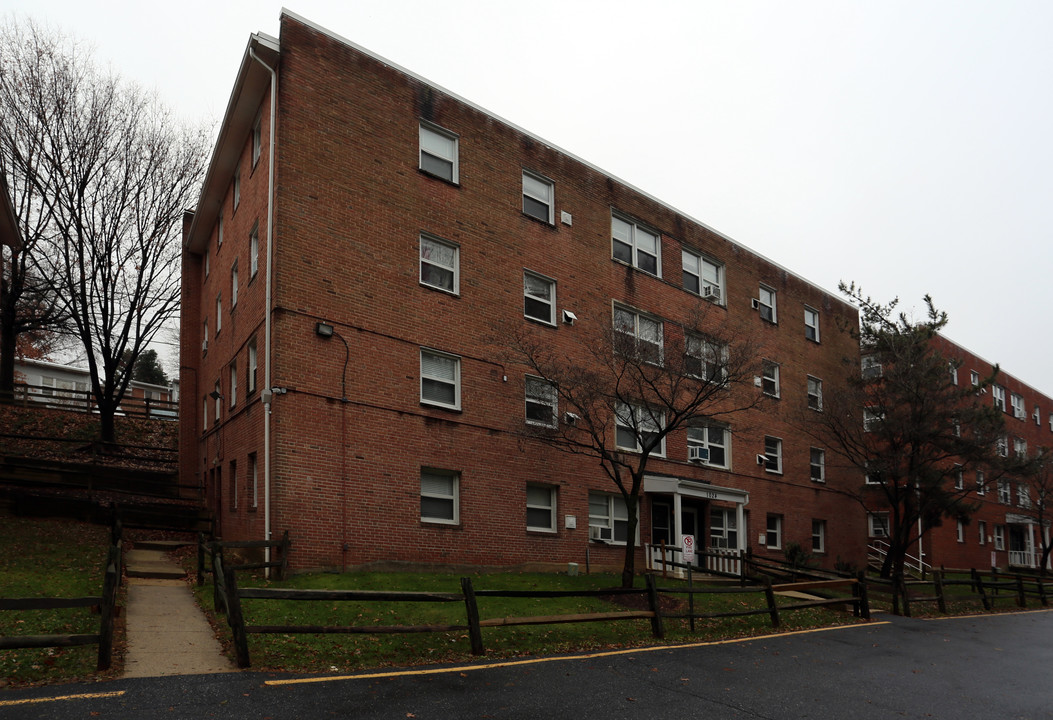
left=681, top=534, right=696, bottom=564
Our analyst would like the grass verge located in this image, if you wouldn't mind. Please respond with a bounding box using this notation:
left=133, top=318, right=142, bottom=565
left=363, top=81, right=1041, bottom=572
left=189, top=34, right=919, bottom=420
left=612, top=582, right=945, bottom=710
left=191, top=567, right=865, bottom=674
left=0, top=517, right=115, bottom=687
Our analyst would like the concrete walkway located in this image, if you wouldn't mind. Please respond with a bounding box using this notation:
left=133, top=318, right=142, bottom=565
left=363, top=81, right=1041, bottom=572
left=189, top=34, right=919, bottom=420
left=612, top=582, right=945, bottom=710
left=122, top=541, right=235, bottom=678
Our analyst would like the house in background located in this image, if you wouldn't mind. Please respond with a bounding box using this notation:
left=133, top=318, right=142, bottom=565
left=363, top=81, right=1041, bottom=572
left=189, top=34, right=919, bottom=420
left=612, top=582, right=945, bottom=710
left=179, top=11, right=867, bottom=573
left=15, top=358, right=177, bottom=418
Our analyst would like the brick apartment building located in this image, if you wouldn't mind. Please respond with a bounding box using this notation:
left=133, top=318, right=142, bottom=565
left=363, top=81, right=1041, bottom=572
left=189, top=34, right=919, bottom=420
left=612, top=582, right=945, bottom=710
left=871, top=336, right=1053, bottom=573
left=179, top=11, right=868, bottom=573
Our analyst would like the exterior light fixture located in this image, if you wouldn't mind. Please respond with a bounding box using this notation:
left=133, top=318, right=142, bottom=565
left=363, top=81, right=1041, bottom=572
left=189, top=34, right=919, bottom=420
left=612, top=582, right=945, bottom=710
left=315, top=322, right=334, bottom=338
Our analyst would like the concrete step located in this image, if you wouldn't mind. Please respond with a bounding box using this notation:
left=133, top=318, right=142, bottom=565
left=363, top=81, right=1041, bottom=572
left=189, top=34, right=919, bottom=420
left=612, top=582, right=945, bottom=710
left=135, top=539, right=194, bottom=552
left=125, top=548, right=186, bottom=580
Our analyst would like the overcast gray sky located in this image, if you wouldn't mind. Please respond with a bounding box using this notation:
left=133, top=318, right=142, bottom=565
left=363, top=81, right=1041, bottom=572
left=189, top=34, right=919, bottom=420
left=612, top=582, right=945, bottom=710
left=9, top=1, right=1053, bottom=395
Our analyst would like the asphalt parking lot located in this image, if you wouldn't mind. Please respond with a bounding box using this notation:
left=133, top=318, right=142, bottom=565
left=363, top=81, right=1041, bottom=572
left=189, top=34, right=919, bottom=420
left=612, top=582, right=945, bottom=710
left=4, top=609, right=1052, bottom=719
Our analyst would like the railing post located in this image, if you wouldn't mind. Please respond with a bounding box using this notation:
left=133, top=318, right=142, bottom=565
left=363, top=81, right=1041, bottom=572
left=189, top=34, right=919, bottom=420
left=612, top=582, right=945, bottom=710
left=97, top=549, right=119, bottom=671
left=976, top=571, right=991, bottom=611
left=197, top=533, right=206, bottom=586
left=1037, top=577, right=1048, bottom=607
left=461, top=577, right=485, bottom=655
left=763, top=577, right=781, bottom=628
left=1015, top=575, right=1027, bottom=608
left=856, top=571, right=871, bottom=621
left=687, top=564, right=695, bottom=633
left=645, top=573, right=664, bottom=639
left=934, top=570, right=946, bottom=614
left=223, top=562, right=251, bottom=668
left=279, top=530, right=290, bottom=581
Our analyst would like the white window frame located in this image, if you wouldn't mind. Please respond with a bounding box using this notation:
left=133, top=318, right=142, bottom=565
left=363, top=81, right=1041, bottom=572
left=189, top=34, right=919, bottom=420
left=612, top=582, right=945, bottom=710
left=687, top=424, right=730, bottom=469
left=976, top=470, right=986, bottom=496
left=997, top=479, right=1011, bottom=504
left=526, top=484, right=556, bottom=533
left=213, top=381, right=221, bottom=422
left=861, top=355, right=883, bottom=379
left=757, top=285, right=777, bottom=323
left=868, top=512, right=890, bottom=538
left=765, top=515, right=782, bottom=549
left=1011, top=393, right=1025, bottom=420
left=993, top=384, right=1006, bottom=412
left=252, top=110, right=262, bottom=167
left=421, top=468, right=459, bottom=525
left=812, top=520, right=826, bottom=553
left=804, top=306, right=820, bottom=342
left=807, top=375, right=823, bottom=411
left=522, top=171, right=554, bottom=224
left=613, top=305, right=663, bottom=364
left=809, top=447, right=825, bottom=482
left=588, top=491, right=635, bottom=545
left=685, top=334, right=727, bottom=384
left=709, top=507, right=739, bottom=549
left=865, top=462, right=883, bottom=485
left=994, top=525, right=1005, bottom=551
left=978, top=520, right=986, bottom=545
left=231, top=260, right=239, bottom=308
left=956, top=519, right=964, bottom=543
left=420, top=348, right=461, bottom=410
left=615, top=402, right=665, bottom=457
left=250, top=223, right=259, bottom=278
left=247, top=338, right=258, bottom=394
left=524, top=375, right=557, bottom=428
left=233, top=168, right=241, bottom=210
left=948, top=363, right=958, bottom=385
left=954, top=468, right=964, bottom=490
left=763, top=435, right=782, bottom=474
left=215, top=293, right=222, bottom=335
left=996, top=434, right=1009, bottom=457
left=523, top=271, right=556, bottom=325
left=1018, top=483, right=1031, bottom=509
left=611, top=212, right=660, bottom=276
left=761, top=362, right=780, bottom=398
left=681, top=248, right=723, bottom=302
left=970, top=370, right=980, bottom=387
left=218, top=212, right=224, bottom=248
left=229, top=361, right=237, bottom=408
left=1014, top=437, right=1027, bottom=459
left=419, top=122, right=458, bottom=183
left=419, top=234, right=459, bottom=295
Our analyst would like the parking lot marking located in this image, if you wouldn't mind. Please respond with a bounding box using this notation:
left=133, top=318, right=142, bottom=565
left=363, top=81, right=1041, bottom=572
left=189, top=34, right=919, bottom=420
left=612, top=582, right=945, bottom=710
left=266, top=622, right=890, bottom=687
left=0, top=690, right=126, bottom=708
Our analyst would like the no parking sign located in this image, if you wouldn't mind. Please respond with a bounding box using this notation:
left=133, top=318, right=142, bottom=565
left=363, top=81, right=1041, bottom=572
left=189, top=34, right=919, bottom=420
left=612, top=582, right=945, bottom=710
left=681, top=534, right=696, bottom=563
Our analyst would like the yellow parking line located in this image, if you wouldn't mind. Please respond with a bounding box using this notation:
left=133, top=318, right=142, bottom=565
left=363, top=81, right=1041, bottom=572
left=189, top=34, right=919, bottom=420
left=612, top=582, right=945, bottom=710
left=266, top=622, right=890, bottom=687
left=0, top=690, right=126, bottom=708
left=925, top=607, right=1053, bottom=621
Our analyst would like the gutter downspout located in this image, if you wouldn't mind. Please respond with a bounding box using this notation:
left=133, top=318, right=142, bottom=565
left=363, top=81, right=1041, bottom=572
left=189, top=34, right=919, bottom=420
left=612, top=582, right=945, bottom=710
left=249, top=43, right=277, bottom=572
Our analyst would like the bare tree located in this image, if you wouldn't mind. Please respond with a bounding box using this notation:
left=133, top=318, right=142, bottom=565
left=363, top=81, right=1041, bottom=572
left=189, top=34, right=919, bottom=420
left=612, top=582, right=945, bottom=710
left=0, top=18, right=209, bottom=440
left=503, top=305, right=764, bottom=588
left=806, top=285, right=1014, bottom=608
left=1018, top=449, right=1053, bottom=576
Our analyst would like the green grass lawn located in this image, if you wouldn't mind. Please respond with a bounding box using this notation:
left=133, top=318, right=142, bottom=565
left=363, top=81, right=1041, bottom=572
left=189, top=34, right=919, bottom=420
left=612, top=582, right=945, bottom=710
left=0, top=517, right=112, bottom=686
left=196, top=568, right=865, bottom=674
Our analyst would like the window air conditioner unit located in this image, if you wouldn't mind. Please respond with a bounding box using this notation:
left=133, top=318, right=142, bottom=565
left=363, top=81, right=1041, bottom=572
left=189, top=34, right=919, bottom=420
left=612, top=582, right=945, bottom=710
left=702, top=285, right=719, bottom=300
left=589, top=525, right=612, bottom=542
left=756, top=453, right=767, bottom=465
left=689, top=446, right=710, bottom=462
left=1014, top=409, right=1026, bottom=420
left=751, top=298, right=760, bottom=310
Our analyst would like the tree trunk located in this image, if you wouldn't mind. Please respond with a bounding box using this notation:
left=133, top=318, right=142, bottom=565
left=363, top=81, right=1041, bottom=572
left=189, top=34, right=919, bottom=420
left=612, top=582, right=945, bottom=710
left=621, top=496, right=639, bottom=588
left=97, top=399, right=117, bottom=443
left=0, top=319, right=15, bottom=401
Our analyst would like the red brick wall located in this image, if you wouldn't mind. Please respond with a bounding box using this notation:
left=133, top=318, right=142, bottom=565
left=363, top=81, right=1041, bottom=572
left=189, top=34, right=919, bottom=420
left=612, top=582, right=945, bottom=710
left=182, top=13, right=868, bottom=573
